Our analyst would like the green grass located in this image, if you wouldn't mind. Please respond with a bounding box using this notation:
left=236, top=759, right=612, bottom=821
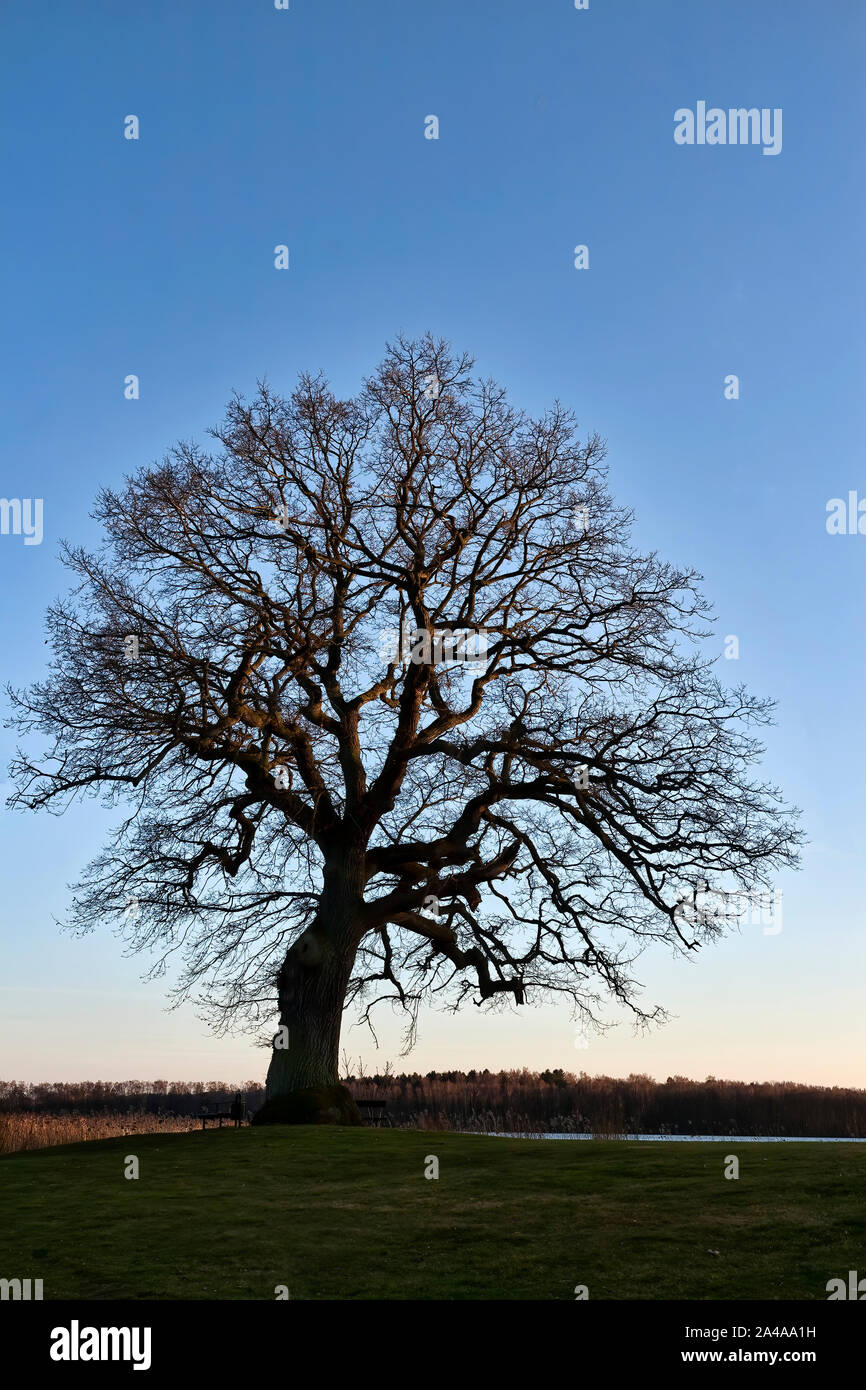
left=2, top=1128, right=864, bottom=1299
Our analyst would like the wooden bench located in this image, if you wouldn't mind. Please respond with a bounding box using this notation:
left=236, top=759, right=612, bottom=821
left=356, top=1098, right=390, bottom=1126
left=199, top=1103, right=245, bottom=1130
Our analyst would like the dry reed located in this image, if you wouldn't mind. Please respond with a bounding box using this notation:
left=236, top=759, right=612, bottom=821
left=0, top=1111, right=199, bottom=1155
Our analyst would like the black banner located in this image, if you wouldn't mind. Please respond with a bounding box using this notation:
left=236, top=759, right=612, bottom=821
left=2, top=1299, right=860, bottom=1376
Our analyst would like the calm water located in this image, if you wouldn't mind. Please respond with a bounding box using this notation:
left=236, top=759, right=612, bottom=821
left=485, top=1132, right=866, bottom=1143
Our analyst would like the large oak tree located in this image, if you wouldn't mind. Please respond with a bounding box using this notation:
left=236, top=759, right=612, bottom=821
left=8, top=335, right=800, bottom=1123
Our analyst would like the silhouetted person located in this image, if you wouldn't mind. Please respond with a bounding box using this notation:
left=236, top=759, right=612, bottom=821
left=230, top=1091, right=244, bottom=1128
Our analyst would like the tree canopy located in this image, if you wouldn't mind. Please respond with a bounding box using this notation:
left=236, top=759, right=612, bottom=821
left=8, top=334, right=801, bottom=1079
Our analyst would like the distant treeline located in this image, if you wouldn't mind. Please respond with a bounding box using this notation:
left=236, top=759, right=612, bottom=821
left=341, top=1070, right=866, bottom=1137
left=0, top=1079, right=263, bottom=1117
left=2, top=1071, right=865, bottom=1136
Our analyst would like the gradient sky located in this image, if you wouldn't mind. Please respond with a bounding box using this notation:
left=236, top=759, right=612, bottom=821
left=1, top=0, right=864, bottom=1088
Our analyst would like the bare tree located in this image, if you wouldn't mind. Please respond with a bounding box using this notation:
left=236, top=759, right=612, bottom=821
left=7, top=335, right=801, bottom=1123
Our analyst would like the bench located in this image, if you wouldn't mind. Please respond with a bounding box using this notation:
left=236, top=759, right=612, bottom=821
left=199, top=1103, right=246, bottom=1130
left=356, top=1098, right=390, bottom=1126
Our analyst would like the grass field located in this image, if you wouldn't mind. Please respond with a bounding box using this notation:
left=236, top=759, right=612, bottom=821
left=2, top=1127, right=863, bottom=1300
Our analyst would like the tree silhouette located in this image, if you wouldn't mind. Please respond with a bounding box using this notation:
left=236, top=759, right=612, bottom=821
left=8, top=335, right=801, bottom=1123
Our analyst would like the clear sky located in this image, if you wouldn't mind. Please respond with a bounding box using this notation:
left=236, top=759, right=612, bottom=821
left=1, top=0, right=864, bottom=1088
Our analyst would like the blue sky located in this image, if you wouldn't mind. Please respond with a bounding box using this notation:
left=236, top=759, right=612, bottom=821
left=1, top=0, right=864, bottom=1086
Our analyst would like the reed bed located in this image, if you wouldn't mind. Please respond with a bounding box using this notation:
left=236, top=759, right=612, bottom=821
left=0, top=1110, right=199, bottom=1155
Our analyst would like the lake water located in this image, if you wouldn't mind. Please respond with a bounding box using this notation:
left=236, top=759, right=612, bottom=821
left=485, top=1132, right=866, bottom=1143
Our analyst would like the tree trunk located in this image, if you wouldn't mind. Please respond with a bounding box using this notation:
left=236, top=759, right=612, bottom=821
left=254, top=860, right=364, bottom=1126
